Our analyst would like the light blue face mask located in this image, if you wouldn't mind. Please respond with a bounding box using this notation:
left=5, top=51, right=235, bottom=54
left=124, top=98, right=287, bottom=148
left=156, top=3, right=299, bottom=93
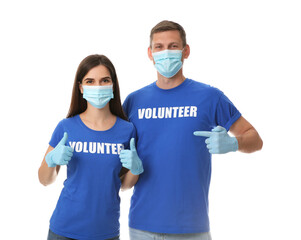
left=83, top=85, right=114, bottom=109
left=152, top=49, right=183, bottom=78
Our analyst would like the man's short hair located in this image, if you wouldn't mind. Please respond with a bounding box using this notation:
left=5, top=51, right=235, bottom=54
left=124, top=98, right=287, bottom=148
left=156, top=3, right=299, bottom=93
left=150, top=20, right=187, bottom=48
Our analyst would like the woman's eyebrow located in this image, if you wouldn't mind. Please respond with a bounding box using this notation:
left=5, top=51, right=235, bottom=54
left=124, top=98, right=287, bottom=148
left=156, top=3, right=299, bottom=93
left=84, top=77, right=94, bottom=81
left=84, top=76, right=112, bottom=81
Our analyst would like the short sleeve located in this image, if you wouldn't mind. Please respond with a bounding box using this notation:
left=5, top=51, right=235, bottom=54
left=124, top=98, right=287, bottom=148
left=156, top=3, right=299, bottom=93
left=49, top=120, right=65, bottom=148
left=215, top=93, right=241, bottom=131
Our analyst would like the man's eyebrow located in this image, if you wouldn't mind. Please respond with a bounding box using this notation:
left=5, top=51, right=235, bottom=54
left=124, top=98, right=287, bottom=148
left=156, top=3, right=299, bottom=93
left=168, top=42, right=180, bottom=45
left=153, top=42, right=180, bottom=46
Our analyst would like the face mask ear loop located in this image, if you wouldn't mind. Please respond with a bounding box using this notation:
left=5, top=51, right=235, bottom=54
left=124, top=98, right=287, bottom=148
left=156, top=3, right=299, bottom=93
left=181, top=47, right=185, bottom=56
left=79, top=82, right=83, bottom=95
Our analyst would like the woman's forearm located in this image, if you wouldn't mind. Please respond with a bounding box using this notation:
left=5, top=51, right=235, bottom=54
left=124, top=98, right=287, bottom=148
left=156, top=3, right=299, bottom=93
left=38, top=146, right=60, bottom=186
left=121, top=171, right=139, bottom=191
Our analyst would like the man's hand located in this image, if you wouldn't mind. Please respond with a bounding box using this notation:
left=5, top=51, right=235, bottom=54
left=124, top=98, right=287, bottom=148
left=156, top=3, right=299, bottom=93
left=194, top=126, right=238, bottom=154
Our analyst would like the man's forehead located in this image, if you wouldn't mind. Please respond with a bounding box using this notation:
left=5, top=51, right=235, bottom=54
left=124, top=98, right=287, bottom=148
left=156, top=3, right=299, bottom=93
left=152, top=30, right=182, bottom=44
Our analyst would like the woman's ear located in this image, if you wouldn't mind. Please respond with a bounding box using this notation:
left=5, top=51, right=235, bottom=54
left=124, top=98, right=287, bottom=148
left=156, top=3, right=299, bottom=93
left=79, top=82, right=83, bottom=94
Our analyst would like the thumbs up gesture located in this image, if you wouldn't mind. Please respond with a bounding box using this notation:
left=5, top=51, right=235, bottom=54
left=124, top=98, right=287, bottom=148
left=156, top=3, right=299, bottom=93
left=45, top=132, right=74, bottom=167
left=193, top=126, right=238, bottom=154
left=119, top=138, right=144, bottom=175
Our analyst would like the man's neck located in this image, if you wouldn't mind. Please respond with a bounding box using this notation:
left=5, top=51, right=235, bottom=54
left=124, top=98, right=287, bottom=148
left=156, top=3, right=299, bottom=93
left=156, top=71, right=186, bottom=90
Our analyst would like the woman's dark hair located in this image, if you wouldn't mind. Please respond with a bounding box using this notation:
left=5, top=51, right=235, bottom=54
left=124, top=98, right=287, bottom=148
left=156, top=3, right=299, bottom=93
left=67, top=54, right=127, bottom=120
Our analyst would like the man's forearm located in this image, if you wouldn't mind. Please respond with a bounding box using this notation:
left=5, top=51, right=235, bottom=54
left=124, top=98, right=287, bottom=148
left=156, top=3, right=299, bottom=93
left=236, top=128, right=263, bottom=153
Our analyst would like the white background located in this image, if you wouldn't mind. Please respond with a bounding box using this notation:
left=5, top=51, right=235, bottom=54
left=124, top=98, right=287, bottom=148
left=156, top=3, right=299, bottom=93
left=0, top=0, right=300, bottom=239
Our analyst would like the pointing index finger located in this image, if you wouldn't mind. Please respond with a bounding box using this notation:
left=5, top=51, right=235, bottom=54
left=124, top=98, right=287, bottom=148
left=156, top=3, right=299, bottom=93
left=193, top=131, right=212, bottom=138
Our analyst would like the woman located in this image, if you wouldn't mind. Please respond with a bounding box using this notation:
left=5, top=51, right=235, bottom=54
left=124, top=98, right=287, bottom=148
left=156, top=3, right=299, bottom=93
left=38, top=54, right=144, bottom=240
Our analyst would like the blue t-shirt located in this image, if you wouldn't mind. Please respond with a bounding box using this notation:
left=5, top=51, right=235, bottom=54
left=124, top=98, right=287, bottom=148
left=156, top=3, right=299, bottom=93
left=48, top=115, right=135, bottom=240
left=123, top=79, right=241, bottom=234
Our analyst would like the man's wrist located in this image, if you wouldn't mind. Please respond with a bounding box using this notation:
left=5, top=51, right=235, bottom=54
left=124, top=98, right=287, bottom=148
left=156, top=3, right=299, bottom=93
left=232, top=137, right=239, bottom=152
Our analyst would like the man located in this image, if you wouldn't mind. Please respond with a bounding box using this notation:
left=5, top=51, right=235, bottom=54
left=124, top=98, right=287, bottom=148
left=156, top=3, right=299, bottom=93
left=123, top=20, right=263, bottom=240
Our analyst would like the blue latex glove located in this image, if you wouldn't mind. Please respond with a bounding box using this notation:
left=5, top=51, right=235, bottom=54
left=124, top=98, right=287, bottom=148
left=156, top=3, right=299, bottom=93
left=45, top=132, right=74, bottom=167
left=193, top=126, right=238, bottom=154
left=119, top=138, right=144, bottom=175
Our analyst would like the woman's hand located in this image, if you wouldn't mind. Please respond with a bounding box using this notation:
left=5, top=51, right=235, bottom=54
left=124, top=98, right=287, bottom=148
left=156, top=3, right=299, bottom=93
left=119, top=138, right=144, bottom=175
left=45, top=132, right=73, bottom=167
